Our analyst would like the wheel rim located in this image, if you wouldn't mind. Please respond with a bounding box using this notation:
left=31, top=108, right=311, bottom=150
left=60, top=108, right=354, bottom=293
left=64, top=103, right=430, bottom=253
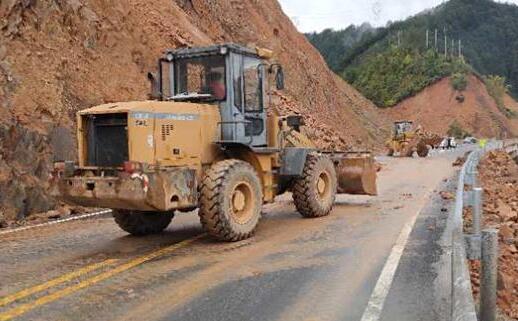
left=231, top=182, right=255, bottom=224
left=316, top=171, right=331, bottom=201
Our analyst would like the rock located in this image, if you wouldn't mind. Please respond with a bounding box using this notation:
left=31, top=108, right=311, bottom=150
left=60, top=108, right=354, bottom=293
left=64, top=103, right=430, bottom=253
left=440, top=191, right=454, bottom=200
left=49, top=126, right=76, bottom=162
left=57, top=206, right=71, bottom=218
left=453, top=156, right=466, bottom=167
left=0, top=45, right=6, bottom=60
left=496, top=199, right=517, bottom=222
left=62, top=0, right=82, bottom=12
left=0, top=212, right=6, bottom=228
left=500, top=225, right=515, bottom=243
left=497, top=271, right=513, bottom=291
left=45, top=210, right=61, bottom=219
left=80, top=7, right=99, bottom=24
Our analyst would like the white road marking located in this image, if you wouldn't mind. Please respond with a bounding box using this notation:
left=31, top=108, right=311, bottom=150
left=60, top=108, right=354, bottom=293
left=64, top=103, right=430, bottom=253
left=360, top=192, right=431, bottom=321
left=0, top=210, right=112, bottom=236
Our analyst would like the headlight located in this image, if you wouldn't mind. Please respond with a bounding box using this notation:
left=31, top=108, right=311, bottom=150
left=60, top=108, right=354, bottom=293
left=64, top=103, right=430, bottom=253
left=166, top=52, right=174, bottom=62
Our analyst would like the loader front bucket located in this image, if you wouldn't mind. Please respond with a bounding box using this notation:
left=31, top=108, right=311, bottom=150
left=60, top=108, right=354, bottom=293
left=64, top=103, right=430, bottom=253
left=333, top=152, right=378, bottom=196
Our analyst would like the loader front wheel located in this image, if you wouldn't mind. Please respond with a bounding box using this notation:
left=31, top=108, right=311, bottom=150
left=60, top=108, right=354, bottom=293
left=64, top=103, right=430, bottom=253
left=113, top=210, right=174, bottom=236
left=199, top=160, right=262, bottom=242
left=416, top=142, right=429, bottom=157
left=293, top=155, right=337, bottom=218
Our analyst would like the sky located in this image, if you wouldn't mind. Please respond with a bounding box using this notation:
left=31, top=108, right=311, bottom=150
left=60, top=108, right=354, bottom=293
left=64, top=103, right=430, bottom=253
left=279, top=0, right=518, bottom=33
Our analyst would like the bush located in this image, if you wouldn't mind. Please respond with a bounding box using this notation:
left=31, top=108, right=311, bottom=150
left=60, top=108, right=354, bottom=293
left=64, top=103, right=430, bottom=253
left=342, top=47, right=469, bottom=107
left=447, top=120, right=471, bottom=139
left=451, top=72, right=468, bottom=91
left=484, top=75, right=511, bottom=117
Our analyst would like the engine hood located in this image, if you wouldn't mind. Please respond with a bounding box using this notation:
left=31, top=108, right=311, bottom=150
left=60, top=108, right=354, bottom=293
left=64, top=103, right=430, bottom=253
left=78, top=101, right=214, bottom=116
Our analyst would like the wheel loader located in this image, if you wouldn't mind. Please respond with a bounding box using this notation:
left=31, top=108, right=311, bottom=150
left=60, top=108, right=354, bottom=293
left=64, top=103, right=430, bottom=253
left=51, top=44, right=377, bottom=242
left=386, top=121, right=439, bottom=158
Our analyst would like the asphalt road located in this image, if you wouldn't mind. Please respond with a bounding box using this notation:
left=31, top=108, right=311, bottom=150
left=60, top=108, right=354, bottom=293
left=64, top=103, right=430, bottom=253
left=0, top=148, right=468, bottom=321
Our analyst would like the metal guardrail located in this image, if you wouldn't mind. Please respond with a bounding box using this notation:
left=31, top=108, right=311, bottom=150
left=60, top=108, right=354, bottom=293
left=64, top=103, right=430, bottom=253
left=451, top=140, right=518, bottom=321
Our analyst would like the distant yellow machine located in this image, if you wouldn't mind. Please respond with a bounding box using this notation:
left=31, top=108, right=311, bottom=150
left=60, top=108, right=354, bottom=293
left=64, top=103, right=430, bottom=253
left=52, top=44, right=377, bottom=242
left=386, top=121, right=439, bottom=157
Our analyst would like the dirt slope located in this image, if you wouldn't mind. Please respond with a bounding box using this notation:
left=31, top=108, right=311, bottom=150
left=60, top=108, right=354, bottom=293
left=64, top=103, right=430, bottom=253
left=382, top=75, right=518, bottom=138
left=469, top=150, right=518, bottom=319
left=0, top=0, right=389, bottom=222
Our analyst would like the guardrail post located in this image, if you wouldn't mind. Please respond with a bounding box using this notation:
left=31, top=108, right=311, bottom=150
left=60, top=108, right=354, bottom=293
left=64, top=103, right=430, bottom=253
left=480, top=229, right=498, bottom=321
left=469, top=169, right=479, bottom=188
left=472, top=188, right=483, bottom=236
left=465, top=153, right=480, bottom=188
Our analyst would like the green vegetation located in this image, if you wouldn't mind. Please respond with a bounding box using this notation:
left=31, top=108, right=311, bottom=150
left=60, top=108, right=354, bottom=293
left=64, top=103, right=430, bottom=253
left=308, top=0, right=518, bottom=104
left=306, top=24, right=378, bottom=71
left=447, top=120, right=471, bottom=139
left=343, top=47, right=469, bottom=107
left=450, top=72, right=468, bottom=91
left=483, top=75, right=514, bottom=116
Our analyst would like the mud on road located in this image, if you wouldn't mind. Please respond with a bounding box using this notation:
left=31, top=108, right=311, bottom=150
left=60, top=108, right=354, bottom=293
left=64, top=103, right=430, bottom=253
left=0, top=150, right=464, bottom=321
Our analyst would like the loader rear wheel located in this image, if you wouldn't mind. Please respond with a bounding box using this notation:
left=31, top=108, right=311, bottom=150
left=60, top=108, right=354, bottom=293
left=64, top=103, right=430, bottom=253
left=293, top=154, right=337, bottom=218
left=113, top=210, right=174, bottom=236
left=199, top=160, right=262, bottom=242
left=402, top=144, right=415, bottom=157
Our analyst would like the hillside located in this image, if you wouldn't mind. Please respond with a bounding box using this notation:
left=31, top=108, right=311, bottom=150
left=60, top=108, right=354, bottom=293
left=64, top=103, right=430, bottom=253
left=0, top=0, right=389, bottom=223
left=306, top=23, right=378, bottom=71
left=382, top=74, right=518, bottom=138
left=314, top=0, right=518, bottom=99
left=344, top=47, right=469, bottom=107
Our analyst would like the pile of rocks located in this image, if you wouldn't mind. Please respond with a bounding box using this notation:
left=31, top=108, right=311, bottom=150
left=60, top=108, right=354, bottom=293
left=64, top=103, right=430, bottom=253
left=272, top=92, right=350, bottom=151
left=468, top=150, right=518, bottom=319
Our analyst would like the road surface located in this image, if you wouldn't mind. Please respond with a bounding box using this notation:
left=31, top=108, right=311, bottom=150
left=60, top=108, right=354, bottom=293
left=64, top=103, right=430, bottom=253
left=0, top=149, right=466, bottom=321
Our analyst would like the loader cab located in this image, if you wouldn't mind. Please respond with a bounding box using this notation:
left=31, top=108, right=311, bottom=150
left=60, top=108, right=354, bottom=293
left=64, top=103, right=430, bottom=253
left=394, top=121, right=413, bottom=138
left=156, top=44, right=283, bottom=148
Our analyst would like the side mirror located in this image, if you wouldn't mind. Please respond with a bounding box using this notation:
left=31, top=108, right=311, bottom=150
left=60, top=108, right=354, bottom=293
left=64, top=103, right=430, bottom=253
left=275, top=67, right=285, bottom=90
left=147, top=72, right=161, bottom=100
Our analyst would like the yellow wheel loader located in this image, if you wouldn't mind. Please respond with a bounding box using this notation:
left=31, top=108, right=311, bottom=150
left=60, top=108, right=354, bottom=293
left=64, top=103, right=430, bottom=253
left=386, top=121, right=433, bottom=158
left=51, top=44, right=377, bottom=242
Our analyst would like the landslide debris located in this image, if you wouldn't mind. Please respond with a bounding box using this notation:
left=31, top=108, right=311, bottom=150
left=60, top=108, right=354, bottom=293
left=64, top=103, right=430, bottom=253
left=467, top=150, right=518, bottom=319
left=0, top=0, right=390, bottom=223
left=383, top=75, right=518, bottom=139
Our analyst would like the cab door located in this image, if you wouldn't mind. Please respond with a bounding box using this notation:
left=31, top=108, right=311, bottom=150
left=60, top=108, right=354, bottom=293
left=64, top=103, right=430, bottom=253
left=242, top=57, right=267, bottom=147
left=229, top=54, right=267, bottom=147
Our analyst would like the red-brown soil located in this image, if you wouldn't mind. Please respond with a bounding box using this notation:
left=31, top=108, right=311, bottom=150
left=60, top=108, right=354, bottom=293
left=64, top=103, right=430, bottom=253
left=382, top=75, right=518, bottom=139
left=0, top=0, right=390, bottom=222
left=468, top=150, right=518, bottom=319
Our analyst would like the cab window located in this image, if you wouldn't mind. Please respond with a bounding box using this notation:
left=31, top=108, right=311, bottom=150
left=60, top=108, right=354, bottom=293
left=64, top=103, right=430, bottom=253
left=243, top=57, right=263, bottom=112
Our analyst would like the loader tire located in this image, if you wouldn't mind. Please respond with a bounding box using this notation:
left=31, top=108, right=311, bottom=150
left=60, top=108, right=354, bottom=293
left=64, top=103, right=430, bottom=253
left=113, top=210, right=174, bottom=236
left=402, top=145, right=415, bottom=157
left=416, top=142, right=429, bottom=157
left=293, top=154, right=337, bottom=218
left=199, top=160, right=262, bottom=242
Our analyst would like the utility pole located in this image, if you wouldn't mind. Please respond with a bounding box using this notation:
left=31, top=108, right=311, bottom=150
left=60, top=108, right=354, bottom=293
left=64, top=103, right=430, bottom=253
left=459, top=39, right=462, bottom=58
left=426, top=29, right=429, bottom=49
left=452, top=39, right=455, bottom=57
left=435, top=29, right=438, bottom=51
left=397, top=30, right=401, bottom=48
left=444, top=27, right=447, bottom=56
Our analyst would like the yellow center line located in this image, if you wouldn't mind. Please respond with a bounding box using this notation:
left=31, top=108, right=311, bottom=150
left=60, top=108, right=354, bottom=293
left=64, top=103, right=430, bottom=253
left=0, top=234, right=205, bottom=321
left=0, top=259, right=119, bottom=307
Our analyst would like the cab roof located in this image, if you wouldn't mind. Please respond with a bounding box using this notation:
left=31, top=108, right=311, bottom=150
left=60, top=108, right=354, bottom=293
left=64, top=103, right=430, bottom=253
left=164, top=43, right=270, bottom=59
